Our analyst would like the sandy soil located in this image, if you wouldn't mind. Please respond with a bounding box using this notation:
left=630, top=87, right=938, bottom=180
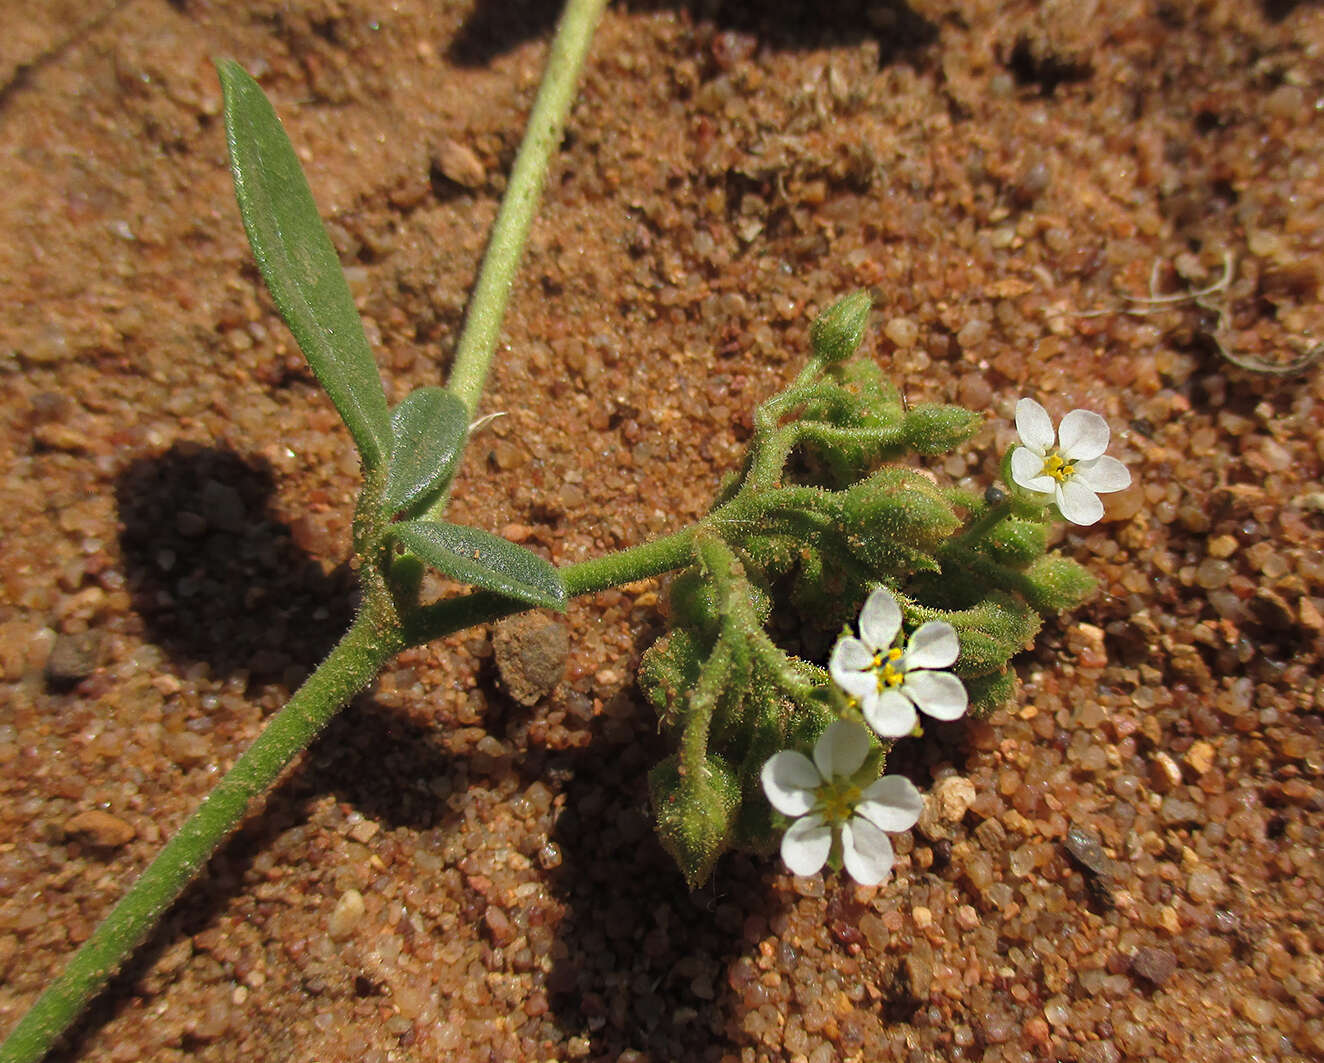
left=1, top=1, right=1322, bottom=1061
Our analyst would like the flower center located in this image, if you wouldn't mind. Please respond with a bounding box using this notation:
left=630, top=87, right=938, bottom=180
left=872, top=647, right=905, bottom=692
left=1041, top=451, right=1075, bottom=483
left=815, top=778, right=862, bottom=827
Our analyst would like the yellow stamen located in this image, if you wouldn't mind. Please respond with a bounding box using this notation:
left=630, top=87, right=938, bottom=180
left=1041, top=452, right=1074, bottom=483
left=873, top=647, right=905, bottom=692
left=816, top=780, right=863, bottom=826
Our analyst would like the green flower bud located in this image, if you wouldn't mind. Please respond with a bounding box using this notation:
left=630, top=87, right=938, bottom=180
left=985, top=518, right=1047, bottom=563
left=1021, top=555, right=1097, bottom=613
left=638, top=629, right=703, bottom=726
left=841, top=467, right=961, bottom=568
left=965, top=668, right=1017, bottom=717
left=810, top=291, right=873, bottom=363
left=667, top=567, right=722, bottom=642
left=901, top=405, right=982, bottom=454
left=943, top=594, right=1042, bottom=674
left=649, top=753, right=740, bottom=889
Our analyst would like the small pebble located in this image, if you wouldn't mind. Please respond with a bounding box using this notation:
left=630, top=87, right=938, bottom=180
left=918, top=775, right=976, bottom=840
left=45, top=630, right=102, bottom=690
left=1064, top=826, right=1118, bottom=880
left=492, top=613, right=569, bottom=706
left=1237, top=996, right=1277, bottom=1025
left=884, top=317, right=919, bottom=348
left=328, top=889, right=365, bottom=940
left=1130, top=946, right=1177, bottom=986
left=434, top=139, right=486, bottom=188
left=64, top=809, right=136, bottom=848
left=1186, top=865, right=1225, bottom=903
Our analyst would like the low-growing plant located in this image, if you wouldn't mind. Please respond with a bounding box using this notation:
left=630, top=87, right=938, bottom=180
left=0, top=1, right=1132, bottom=1058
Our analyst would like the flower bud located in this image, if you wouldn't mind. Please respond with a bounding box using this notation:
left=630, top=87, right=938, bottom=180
left=1021, top=555, right=1097, bottom=613
left=649, top=754, right=740, bottom=889
left=810, top=290, right=873, bottom=363
left=901, top=405, right=982, bottom=454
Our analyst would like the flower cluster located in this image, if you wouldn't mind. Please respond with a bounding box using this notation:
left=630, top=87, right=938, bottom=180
left=760, top=397, right=1131, bottom=887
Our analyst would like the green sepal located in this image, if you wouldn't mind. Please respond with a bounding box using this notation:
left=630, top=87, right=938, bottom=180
left=217, top=60, right=391, bottom=470
left=983, top=517, right=1047, bottom=564
left=389, top=519, right=566, bottom=610
left=1020, top=555, right=1097, bottom=614
left=901, top=405, right=982, bottom=454
left=810, top=290, right=873, bottom=364
left=649, top=753, right=741, bottom=889
left=381, top=388, right=470, bottom=516
left=665, top=569, right=720, bottom=641
left=638, top=629, right=704, bottom=728
left=840, top=467, right=960, bottom=570
left=965, top=669, right=1017, bottom=718
left=939, top=594, right=1042, bottom=676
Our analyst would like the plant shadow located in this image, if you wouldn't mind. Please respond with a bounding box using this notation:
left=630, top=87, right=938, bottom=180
left=114, top=444, right=356, bottom=684
left=538, top=712, right=781, bottom=1061
left=448, top=0, right=938, bottom=68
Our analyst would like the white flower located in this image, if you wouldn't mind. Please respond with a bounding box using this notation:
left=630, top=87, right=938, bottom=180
left=761, top=719, right=923, bottom=886
left=829, top=588, right=968, bottom=738
left=1009, top=397, right=1131, bottom=526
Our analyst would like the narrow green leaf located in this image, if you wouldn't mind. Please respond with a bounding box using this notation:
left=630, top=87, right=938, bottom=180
left=391, top=520, right=567, bottom=610
left=217, top=60, right=391, bottom=469
left=382, top=388, right=469, bottom=515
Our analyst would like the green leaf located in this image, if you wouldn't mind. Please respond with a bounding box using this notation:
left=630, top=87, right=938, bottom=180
left=382, top=388, right=469, bottom=515
left=390, top=519, right=566, bottom=610
left=217, top=60, right=392, bottom=470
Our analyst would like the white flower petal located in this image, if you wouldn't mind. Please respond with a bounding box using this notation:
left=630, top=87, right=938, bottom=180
left=1057, top=409, right=1110, bottom=462
left=857, top=588, right=901, bottom=651
left=1014, top=397, right=1055, bottom=452
left=829, top=637, right=874, bottom=691
left=863, top=688, right=917, bottom=738
left=903, top=621, right=960, bottom=670
left=1010, top=447, right=1053, bottom=494
left=1074, top=454, right=1131, bottom=494
left=1056, top=478, right=1104, bottom=526
left=781, top=813, right=832, bottom=877
left=856, top=775, right=924, bottom=832
left=813, top=719, right=871, bottom=780
left=840, top=816, right=896, bottom=886
left=833, top=666, right=877, bottom=703
left=761, top=751, right=821, bottom=816
left=903, top=669, right=969, bottom=722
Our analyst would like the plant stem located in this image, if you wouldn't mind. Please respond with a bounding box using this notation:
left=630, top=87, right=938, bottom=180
left=443, top=0, right=609, bottom=418
left=958, top=498, right=1013, bottom=544
left=0, top=605, right=405, bottom=1063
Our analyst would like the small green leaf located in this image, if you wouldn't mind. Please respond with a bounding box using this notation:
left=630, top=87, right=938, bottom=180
left=217, top=60, right=392, bottom=469
left=390, top=519, right=566, bottom=610
left=382, top=388, right=469, bottom=515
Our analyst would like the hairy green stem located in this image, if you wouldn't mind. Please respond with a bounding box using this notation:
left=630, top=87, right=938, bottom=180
left=957, top=498, right=1013, bottom=544
left=443, top=0, right=609, bottom=418
left=0, top=603, right=405, bottom=1063
left=679, top=635, right=732, bottom=774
